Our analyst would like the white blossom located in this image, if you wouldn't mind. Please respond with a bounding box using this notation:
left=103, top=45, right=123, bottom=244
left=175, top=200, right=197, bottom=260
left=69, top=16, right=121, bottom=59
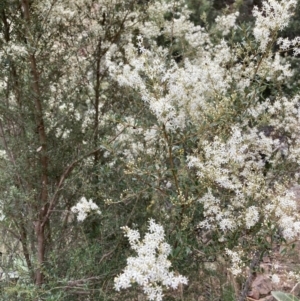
left=253, top=0, right=297, bottom=52
left=226, top=249, right=245, bottom=276
left=215, top=12, right=239, bottom=36
left=71, top=197, right=101, bottom=222
left=271, top=274, right=280, bottom=284
left=114, top=219, right=188, bottom=301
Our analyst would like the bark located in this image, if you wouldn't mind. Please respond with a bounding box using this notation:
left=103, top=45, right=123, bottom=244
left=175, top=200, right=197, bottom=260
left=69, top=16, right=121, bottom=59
left=21, top=0, right=49, bottom=286
left=19, top=222, right=34, bottom=280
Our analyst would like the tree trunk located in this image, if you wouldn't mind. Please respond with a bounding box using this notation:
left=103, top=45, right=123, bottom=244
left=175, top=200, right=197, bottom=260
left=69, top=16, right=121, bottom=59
left=21, top=0, right=49, bottom=286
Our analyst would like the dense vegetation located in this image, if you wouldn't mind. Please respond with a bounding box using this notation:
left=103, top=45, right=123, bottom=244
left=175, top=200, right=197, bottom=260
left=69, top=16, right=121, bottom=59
left=0, top=0, right=300, bottom=300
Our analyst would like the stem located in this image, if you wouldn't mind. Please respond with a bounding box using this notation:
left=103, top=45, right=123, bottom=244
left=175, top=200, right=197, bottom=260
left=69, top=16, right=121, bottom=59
left=19, top=221, right=34, bottom=280
left=21, top=0, right=49, bottom=286
left=162, top=125, right=179, bottom=193
left=162, top=125, right=187, bottom=231
left=238, top=251, right=261, bottom=301
left=94, top=38, right=102, bottom=165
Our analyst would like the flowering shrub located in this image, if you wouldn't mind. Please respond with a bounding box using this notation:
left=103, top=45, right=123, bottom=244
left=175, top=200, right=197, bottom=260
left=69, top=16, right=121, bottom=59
left=0, top=0, right=300, bottom=300
left=105, top=0, right=300, bottom=294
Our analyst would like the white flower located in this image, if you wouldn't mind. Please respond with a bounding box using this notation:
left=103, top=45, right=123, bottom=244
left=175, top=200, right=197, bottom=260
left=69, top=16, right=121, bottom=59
left=253, top=0, right=297, bottom=52
left=271, top=274, right=280, bottom=284
left=114, top=219, right=188, bottom=301
left=226, top=249, right=244, bottom=276
left=71, top=197, right=101, bottom=222
left=165, top=181, right=172, bottom=189
left=0, top=150, right=8, bottom=160
left=215, top=12, right=239, bottom=36
left=245, top=206, right=259, bottom=229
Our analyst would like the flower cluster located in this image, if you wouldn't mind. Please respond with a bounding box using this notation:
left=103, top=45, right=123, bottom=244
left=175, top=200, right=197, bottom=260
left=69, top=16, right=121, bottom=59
left=225, top=249, right=245, bottom=276
left=71, top=197, right=101, bottom=222
left=215, top=12, right=239, bottom=36
left=277, top=36, right=300, bottom=56
left=253, top=0, right=297, bottom=51
left=114, top=219, right=188, bottom=301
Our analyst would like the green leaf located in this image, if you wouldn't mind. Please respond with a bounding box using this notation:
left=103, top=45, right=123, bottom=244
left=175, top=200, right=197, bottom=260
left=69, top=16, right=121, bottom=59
left=271, top=291, right=300, bottom=301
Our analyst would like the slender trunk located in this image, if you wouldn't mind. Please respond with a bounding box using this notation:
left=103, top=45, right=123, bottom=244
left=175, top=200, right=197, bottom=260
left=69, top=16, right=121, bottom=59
left=21, top=0, right=49, bottom=286
left=35, top=221, right=45, bottom=285
left=19, top=222, right=34, bottom=280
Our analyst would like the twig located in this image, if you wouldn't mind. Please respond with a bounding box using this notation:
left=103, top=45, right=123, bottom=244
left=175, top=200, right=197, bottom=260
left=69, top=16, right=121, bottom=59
left=238, top=251, right=261, bottom=301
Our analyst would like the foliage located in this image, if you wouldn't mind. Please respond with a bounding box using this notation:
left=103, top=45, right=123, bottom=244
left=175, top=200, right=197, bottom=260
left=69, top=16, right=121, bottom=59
left=0, top=0, right=300, bottom=300
left=272, top=291, right=300, bottom=301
